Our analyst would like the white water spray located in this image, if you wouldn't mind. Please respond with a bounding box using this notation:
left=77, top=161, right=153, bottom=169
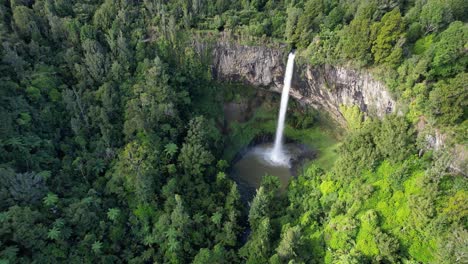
left=270, top=52, right=295, bottom=165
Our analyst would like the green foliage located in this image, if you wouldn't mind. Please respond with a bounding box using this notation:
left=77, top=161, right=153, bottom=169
left=106, top=208, right=120, bottom=222
left=248, top=187, right=270, bottom=229
left=430, top=21, right=467, bottom=78
left=420, top=0, right=454, bottom=33
left=340, top=105, right=364, bottom=131
left=275, top=225, right=303, bottom=262
left=178, top=136, right=214, bottom=177
left=25, top=86, right=41, bottom=101
left=435, top=226, right=468, bottom=264
left=427, top=73, right=467, bottom=125
left=12, top=6, right=40, bottom=41
left=193, top=244, right=233, bottom=263
left=339, top=16, right=373, bottom=65
left=0, top=0, right=465, bottom=263
left=240, top=217, right=272, bottom=263
left=305, top=27, right=340, bottom=65
left=290, top=105, right=318, bottom=129
left=374, top=115, right=415, bottom=163
left=91, top=241, right=103, bottom=254
left=413, top=34, right=433, bottom=55
left=43, top=193, right=58, bottom=207
left=0, top=169, right=47, bottom=206
left=285, top=7, right=302, bottom=44
left=16, top=113, right=31, bottom=126
left=371, top=8, right=405, bottom=67
left=47, top=226, right=60, bottom=241
left=164, top=143, right=178, bottom=159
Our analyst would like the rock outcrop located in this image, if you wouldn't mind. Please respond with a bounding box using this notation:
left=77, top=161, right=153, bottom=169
left=194, top=38, right=466, bottom=175
left=194, top=39, right=395, bottom=125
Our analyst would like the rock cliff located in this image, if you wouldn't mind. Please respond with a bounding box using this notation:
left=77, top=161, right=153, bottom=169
left=194, top=40, right=395, bottom=125
left=193, top=38, right=465, bottom=175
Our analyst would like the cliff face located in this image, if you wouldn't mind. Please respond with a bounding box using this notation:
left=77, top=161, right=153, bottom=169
left=195, top=40, right=395, bottom=125
left=194, top=39, right=465, bottom=175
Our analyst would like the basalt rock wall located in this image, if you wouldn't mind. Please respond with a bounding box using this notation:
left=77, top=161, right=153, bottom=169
left=194, top=40, right=395, bottom=125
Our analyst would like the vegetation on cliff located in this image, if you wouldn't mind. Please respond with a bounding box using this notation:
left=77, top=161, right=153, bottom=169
left=0, top=0, right=466, bottom=263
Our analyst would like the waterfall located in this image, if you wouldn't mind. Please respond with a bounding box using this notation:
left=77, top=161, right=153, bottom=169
left=270, top=52, right=295, bottom=165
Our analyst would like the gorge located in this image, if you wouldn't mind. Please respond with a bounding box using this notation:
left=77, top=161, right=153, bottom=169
left=196, top=37, right=465, bottom=176
left=195, top=37, right=396, bottom=125
left=1, top=1, right=466, bottom=263
left=230, top=52, right=302, bottom=198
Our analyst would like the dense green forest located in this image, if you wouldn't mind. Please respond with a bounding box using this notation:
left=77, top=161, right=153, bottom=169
left=0, top=0, right=466, bottom=263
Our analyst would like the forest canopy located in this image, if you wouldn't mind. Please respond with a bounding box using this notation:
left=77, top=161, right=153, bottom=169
left=0, top=0, right=466, bottom=263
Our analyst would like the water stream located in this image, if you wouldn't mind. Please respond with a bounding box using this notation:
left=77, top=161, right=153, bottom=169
left=270, top=52, right=295, bottom=165
left=230, top=52, right=299, bottom=200
left=229, top=53, right=306, bottom=242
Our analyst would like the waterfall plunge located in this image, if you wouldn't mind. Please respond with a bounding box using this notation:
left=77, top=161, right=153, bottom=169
left=270, top=52, right=295, bottom=166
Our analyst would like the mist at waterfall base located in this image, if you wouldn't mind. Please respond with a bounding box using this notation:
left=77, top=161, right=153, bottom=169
left=231, top=53, right=296, bottom=192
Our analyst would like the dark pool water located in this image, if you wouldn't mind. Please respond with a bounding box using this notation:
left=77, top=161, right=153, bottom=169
left=230, top=141, right=315, bottom=243
left=230, top=143, right=307, bottom=200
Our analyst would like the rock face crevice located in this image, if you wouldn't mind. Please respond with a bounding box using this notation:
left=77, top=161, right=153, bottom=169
left=194, top=40, right=396, bottom=125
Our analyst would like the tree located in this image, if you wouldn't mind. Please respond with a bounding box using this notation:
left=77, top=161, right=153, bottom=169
left=43, top=192, right=59, bottom=207
left=430, top=22, right=468, bottom=78
left=178, top=117, right=217, bottom=177
left=275, top=225, right=302, bottom=261
left=374, top=115, right=415, bottom=163
left=193, top=244, right=232, bottom=264
left=106, top=208, right=120, bottom=222
left=164, top=195, right=192, bottom=263
left=164, top=143, right=178, bottom=159
left=124, top=57, right=179, bottom=138
left=435, top=226, right=468, bottom=264
left=12, top=6, right=41, bottom=41
left=64, top=194, right=102, bottom=235
left=371, top=8, right=405, bottom=67
left=285, top=7, right=302, bottom=44
left=225, top=182, right=242, bottom=212
left=178, top=141, right=214, bottom=177
left=1, top=43, right=28, bottom=79
left=92, top=241, right=103, bottom=254
left=82, top=39, right=109, bottom=84
left=293, top=0, right=326, bottom=48
left=340, top=105, right=364, bottom=131
left=218, top=210, right=240, bottom=247
left=0, top=206, right=47, bottom=254
left=93, top=0, right=117, bottom=31
left=374, top=229, right=400, bottom=263
left=184, top=116, right=221, bottom=151
left=111, top=140, right=159, bottom=204
left=334, top=121, right=382, bottom=179
left=339, top=17, right=373, bottom=65
left=92, top=81, right=122, bottom=148
left=47, top=227, right=61, bottom=241
left=427, top=73, right=467, bottom=125
left=239, top=217, right=272, bottom=264
left=0, top=169, right=47, bottom=206
left=420, top=0, right=453, bottom=33
left=248, top=187, right=270, bottom=229
left=332, top=249, right=364, bottom=264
